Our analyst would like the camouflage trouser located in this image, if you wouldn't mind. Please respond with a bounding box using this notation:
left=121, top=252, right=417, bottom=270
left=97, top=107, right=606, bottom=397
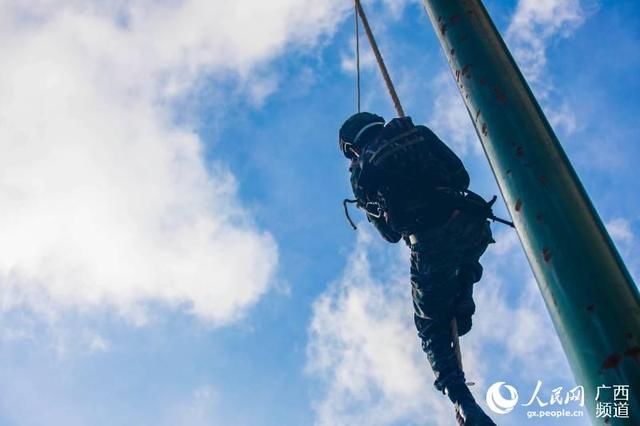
left=410, top=212, right=493, bottom=392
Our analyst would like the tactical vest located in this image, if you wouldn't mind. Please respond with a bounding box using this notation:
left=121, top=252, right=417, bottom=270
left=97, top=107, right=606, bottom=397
left=351, top=117, right=468, bottom=234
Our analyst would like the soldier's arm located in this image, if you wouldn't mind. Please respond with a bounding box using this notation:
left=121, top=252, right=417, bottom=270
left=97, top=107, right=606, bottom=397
left=350, top=159, right=402, bottom=243
left=416, top=125, right=470, bottom=189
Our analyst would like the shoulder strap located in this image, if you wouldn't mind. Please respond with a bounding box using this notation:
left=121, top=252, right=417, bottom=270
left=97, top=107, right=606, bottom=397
left=367, top=117, right=424, bottom=167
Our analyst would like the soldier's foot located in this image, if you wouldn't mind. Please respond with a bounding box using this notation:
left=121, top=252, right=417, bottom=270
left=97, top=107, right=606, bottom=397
left=454, top=400, right=496, bottom=425
left=447, top=383, right=496, bottom=426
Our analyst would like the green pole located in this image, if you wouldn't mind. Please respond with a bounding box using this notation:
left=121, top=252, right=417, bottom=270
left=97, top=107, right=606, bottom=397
left=421, top=0, right=640, bottom=423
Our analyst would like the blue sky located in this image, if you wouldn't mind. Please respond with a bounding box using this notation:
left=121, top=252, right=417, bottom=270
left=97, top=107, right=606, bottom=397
left=0, top=1, right=638, bottom=425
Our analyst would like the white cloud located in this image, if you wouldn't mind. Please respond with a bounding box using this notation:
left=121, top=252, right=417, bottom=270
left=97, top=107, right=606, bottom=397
left=547, top=101, right=580, bottom=136
left=162, top=385, right=219, bottom=426
left=505, top=0, right=594, bottom=140
left=607, top=218, right=634, bottom=247
left=341, top=38, right=377, bottom=75
left=88, top=334, right=110, bottom=353
left=0, top=0, right=354, bottom=324
left=427, top=71, right=482, bottom=158
left=380, top=0, right=420, bottom=20
left=506, top=0, right=585, bottom=87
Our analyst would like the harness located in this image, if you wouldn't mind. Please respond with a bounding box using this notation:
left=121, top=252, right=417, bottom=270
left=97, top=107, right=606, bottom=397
left=343, top=189, right=513, bottom=231
left=343, top=117, right=513, bottom=232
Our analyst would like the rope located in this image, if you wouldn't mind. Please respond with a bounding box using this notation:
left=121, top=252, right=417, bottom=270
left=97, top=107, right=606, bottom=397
left=451, top=319, right=465, bottom=425
left=354, top=3, right=361, bottom=113
left=451, top=319, right=463, bottom=370
left=354, top=0, right=405, bottom=118
left=343, top=199, right=359, bottom=230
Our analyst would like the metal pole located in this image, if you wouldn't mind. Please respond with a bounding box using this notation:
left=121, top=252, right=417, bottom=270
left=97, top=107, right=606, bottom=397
left=421, top=0, right=640, bottom=423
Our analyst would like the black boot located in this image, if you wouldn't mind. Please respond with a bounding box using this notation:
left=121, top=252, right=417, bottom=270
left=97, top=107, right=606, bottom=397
left=446, top=382, right=496, bottom=426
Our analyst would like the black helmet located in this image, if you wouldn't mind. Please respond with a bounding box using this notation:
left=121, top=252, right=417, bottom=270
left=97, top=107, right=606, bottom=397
left=338, top=112, right=385, bottom=159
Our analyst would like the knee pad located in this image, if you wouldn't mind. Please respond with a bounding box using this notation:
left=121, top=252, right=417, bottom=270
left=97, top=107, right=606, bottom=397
left=458, top=262, right=483, bottom=284
left=455, top=314, right=472, bottom=336
left=454, top=285, right=475, bottom=336
left=455, top=288, right=475, bottom=316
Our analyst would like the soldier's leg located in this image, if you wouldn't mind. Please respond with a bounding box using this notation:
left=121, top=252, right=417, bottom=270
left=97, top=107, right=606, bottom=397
left=414, top=313, right=464, bottom=391
left=411, top=251, right=464, bottom=392
left=411, top=250, right=496, bottom=425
